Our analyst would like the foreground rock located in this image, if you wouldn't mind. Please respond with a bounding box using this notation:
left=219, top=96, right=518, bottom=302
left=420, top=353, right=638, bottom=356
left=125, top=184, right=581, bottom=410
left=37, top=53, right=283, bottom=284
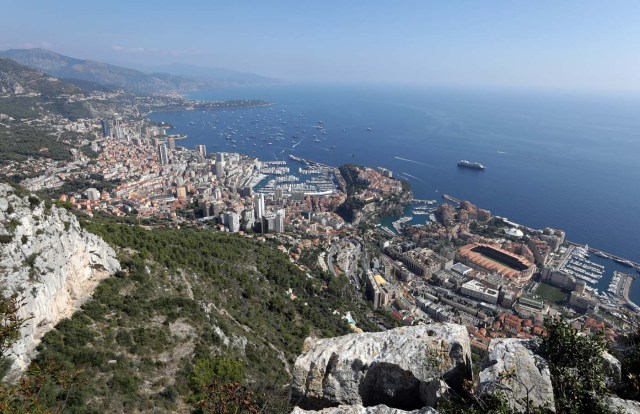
left=290, top=324, right=471, bottom=410
left=606, top=396, right=640, bottom=414
left=0, top=183, right=120, bottom=378
left=478, top=339, right=555, bottom=413
left=291, top=405, right=439, bottom=414
left=602, top=351, right=622, bottom=391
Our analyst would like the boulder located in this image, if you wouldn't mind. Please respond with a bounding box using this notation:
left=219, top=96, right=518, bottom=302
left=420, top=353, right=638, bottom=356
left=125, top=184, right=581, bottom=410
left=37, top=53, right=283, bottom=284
left=290, top=324, right=471, bottom=410
left=602, top=351, right=622, bottom=391
left=605, top=396, right=640, bottom=414
left=478, top=338, right=555, bottom=413
left=291, top=404, right=439, bottom=414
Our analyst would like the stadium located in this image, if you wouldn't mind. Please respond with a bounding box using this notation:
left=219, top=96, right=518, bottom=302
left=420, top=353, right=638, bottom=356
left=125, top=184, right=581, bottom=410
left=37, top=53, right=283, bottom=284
left=457, top=243, right=536, bottom=285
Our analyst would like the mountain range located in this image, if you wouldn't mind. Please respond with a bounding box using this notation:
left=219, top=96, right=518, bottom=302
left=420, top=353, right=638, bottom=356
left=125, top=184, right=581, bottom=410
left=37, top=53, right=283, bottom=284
left=0, top=56, right=84, bottom=97
left=0, top=48, right=277, bottom=95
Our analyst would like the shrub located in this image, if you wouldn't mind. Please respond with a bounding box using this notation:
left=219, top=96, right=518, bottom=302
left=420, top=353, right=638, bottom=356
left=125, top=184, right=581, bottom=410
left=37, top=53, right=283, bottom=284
left=28, top=196, right=40, bottom=209
left=540, top=318, right=613, bottom=414
left=191, top=356, right=245, bottom=390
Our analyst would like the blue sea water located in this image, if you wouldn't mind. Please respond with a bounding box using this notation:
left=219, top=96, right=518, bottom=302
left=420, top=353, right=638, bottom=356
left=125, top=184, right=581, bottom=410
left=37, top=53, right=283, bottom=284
left=148, top=84, right=640, bottom=302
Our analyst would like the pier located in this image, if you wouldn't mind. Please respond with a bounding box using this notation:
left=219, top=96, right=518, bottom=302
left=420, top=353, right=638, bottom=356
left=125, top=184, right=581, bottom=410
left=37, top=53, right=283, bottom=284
left=566, top=241, right=640, bottom=270
left=288, top=154, right=332, bottom=169
left=442, top=194, right=461, bottom=204
left=412, top=198, right=438, bottom=204
left=622, top=275, right=640, bottom=312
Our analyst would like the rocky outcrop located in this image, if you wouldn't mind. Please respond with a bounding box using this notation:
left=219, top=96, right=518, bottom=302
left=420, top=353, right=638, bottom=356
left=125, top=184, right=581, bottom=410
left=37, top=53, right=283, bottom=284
left=290, top=324, right=471, bottom=410
left=603, top=351, right=622, bottom=391
left=605, top=396, right=640, bottom=414
left=478, top=339, right=555, bottom=413
left=291, top=405, right=439, bottom=414
left=0, top=183, right=120, bottom=378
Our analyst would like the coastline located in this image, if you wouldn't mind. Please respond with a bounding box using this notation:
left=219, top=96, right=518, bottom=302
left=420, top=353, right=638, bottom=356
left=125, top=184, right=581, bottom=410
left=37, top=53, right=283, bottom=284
left=622, top=275, right=640, bottom=312
left=147, top=85, right=640, bottom=304
left=142, top=100, right=273, bottom=117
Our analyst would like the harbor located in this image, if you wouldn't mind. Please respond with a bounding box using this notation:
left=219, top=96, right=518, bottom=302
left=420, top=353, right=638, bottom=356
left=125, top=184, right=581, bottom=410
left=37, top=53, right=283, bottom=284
left=607, top=272, right=640, bottom=312
left=558, top=245, right=606, bottom=285
left=562, top=243, right=640, bottom=311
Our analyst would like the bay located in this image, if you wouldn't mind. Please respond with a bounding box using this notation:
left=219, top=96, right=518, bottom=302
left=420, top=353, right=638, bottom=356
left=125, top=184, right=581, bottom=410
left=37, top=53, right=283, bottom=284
left=148, top=83, right=640, bottom=302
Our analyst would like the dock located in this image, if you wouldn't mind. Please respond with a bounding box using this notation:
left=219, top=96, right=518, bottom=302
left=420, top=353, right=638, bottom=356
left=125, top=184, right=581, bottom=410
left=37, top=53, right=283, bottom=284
left=566, top=241, right=640, bottom=270
left=412, top=199, right=438, bottom=204
left=442, top=194, right=461, bottom=204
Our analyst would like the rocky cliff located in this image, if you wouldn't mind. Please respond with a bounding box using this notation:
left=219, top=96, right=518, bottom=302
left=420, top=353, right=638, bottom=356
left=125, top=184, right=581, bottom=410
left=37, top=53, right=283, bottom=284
left=0, top=183, right=120, bottom=378
left=290, top=324, right=640, bottom=414
left=290, top=324, right=471, bottom=411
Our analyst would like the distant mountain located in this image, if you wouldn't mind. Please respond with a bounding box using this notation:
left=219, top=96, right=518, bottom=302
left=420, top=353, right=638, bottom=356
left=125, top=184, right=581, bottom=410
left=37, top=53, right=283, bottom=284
left=0, top=48, right=277, bottom=95
left=0, top=57, right=96, bottom=120
left=0, top=56, right=84, bottom=97
left=146, top=63, right=279, bottom=87
left=0, top=48, right=204, bottom=95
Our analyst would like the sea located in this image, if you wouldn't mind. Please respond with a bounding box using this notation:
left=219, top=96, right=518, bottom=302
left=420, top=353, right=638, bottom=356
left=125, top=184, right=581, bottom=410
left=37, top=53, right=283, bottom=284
left=147, top=83, right=640, bottom=303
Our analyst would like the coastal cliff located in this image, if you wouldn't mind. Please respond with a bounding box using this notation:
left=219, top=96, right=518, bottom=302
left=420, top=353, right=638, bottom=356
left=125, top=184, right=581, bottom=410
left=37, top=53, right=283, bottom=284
left=0, top=183, right=120, bottom=378
left=336, top=164, right=412, bottom=225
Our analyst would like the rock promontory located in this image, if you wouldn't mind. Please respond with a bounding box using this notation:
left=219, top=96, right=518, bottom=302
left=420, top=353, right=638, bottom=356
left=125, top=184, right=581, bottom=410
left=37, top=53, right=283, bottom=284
left=290, top=324, right=471, bottom=411
left=0, top=183, right=120, bottom=378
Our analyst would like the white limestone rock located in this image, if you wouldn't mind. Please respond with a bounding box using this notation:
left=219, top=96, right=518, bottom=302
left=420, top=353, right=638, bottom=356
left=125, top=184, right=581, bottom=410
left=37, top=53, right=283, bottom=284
left=603, top=351, right=622, bottom=390
left=0, top=183, right=120, bottom=378
left=290, top=324, right=471, bottom=410
left=606, top=396, right=640, bottom=414
left=478, top=338, right=555, bottom=413
left=291, top=405, right=439, bottom=414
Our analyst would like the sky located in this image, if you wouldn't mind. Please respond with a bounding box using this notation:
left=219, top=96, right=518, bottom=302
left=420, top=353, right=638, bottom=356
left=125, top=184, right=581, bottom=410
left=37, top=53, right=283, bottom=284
left=1, top=0, right=640, bottom=92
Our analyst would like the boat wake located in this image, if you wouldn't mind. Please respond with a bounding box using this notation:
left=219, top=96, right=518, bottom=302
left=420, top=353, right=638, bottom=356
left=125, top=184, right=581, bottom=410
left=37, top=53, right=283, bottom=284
left=395, top=156, right=434, bottom=167
left=402, top=172, right=426, bottom=183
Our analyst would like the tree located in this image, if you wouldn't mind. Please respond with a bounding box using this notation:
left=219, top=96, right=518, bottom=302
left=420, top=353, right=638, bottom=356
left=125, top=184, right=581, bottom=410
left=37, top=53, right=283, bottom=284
left=0, top=295, right=67, bottom=414
left=615, top=328, right=640, bottom=401
left=540, top=318, right=613, bottom=414
left=191, top=356, right=245, bottom=390
left=0, top=295, right=29, bottom=362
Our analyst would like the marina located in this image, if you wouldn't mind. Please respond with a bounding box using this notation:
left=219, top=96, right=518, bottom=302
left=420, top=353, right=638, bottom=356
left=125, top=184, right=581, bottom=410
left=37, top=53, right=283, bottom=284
left=392, top=216, right=413, bottom=233
left=559, top=245, right=606, bottom=285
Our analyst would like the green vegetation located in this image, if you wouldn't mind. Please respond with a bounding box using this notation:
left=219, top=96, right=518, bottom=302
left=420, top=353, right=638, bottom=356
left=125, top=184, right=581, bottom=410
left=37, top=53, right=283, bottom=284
left=338, top=164, right=369, bottom=195
left=469, top=217, right=509, bottom=239
left=0, top=220, right=375, bottom=413
left=335, top=196, right=365, bottom=222
left=535, top=282, right=569, bottom=305
left=0, top=97, right=40, bottom=118
left=44, top=100, right=91, bottom=121
left=191, top=356, right=245, bottom=390
left=0, top=123, right=71, bottom=163
left=37, top=175, right=120, bottom=199
left=615, top=329, right=640, bottom=401
left=440, top=318, right=617, bottom=414
left=540, top=318, right=614, bottom=414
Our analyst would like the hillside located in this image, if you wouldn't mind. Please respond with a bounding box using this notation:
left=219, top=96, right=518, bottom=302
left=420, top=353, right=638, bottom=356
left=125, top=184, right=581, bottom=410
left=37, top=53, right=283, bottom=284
left=0, top=217, right=378, bottom=413
left=1, top=48, right=276, bottom=95
left=0, top=56, right=94, bottom=120
left=0, top=58, right=98, bottom=169
left=0, top=183, right=120, bottom=378
left=0, top=56, right=84, bottom=98
left=0, top=48, right=201, bottom=95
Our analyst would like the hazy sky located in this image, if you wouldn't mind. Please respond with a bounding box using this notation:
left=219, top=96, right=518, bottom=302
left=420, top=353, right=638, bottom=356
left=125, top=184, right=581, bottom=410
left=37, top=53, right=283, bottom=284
left=2, top=0, right=640, bottom=92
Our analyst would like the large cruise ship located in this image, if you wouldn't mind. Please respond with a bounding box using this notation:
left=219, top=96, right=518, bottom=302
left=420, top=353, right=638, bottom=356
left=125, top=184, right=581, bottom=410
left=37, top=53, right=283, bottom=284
left=458, top=160, right=486, bottom=170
